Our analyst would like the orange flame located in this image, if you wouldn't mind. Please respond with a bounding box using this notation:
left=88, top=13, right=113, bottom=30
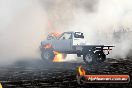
left=50, top=32, right=61, bottom=38
left=78, top=66, right=86, bottom=76
left=44, top=44, right=52, bottom=49
left=53, top=51, right=64, bottom=62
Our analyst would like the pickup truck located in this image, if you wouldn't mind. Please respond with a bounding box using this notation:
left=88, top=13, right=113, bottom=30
left=40, top=31, right=114, bottom=64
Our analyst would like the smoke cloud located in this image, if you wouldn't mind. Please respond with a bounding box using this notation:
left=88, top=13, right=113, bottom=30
left=0, top=0, right=47, bottom=64
left=69, top=0, right=132, bottom=59
left=0, top=0, right=132, bottom=64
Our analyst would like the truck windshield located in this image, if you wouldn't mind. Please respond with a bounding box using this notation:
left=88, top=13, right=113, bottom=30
left=59, top=33, right=72, bottom=40
left=74, top=32, right=84, bottom=38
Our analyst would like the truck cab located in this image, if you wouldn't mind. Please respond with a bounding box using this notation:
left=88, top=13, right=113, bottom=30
left=43, top=32, right=86, bottom=53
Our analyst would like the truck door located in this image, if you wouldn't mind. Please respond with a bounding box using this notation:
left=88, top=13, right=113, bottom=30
left=53, top=32, right=72, bottom=52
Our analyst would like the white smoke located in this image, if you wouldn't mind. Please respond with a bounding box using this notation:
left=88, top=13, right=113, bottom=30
left=0, top=0, right=47, bottom=64
left=0, top=0, right=132, bottom=64
left=70, top=0, right=132, bottom=58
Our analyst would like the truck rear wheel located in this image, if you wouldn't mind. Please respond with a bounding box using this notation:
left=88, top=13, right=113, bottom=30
left=95, top=51, right=106, bottom=63
left=83, top=51, right=106, bottom=64
left=83, top=53, right=96, bottom=64
left=41, top=49, right=55, bottom=61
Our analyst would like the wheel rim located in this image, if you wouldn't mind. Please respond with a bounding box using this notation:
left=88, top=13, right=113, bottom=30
left=85, top=54, right=93, bottom=63
left=43, top=52, right=50, bottom=60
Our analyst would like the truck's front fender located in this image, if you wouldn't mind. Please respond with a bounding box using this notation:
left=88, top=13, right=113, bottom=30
left=40, top=41, right=54, bottom=51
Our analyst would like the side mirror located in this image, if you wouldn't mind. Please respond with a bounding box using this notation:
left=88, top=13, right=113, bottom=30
left=63, top=37, right=65, bottom=40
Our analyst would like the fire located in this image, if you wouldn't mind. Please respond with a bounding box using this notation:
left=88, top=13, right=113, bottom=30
left=78, top=66, right=86, bottom=76
left=53, top=51, right=64, bottom=62
left=0, top=83, right=2, bottom=88
left=44, top=44, right=52, bottom=49
left=50, top=32, right=61, bottom=38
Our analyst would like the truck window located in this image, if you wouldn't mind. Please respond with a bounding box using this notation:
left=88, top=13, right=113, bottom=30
left=74, top=32, right=84, bottom=38
left=59, top=33, right=72, bottom=40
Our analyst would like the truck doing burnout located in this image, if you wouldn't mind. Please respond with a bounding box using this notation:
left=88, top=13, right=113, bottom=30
left=40, top=32, right=114, bottom=64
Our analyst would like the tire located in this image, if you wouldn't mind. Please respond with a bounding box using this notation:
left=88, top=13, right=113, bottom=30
left=95, top=51, right=106, bottom=63
left=83, top=51, right=106, bottom=65
left=41, top=49, right=55, bottom=61
left=83, top=52, right=96, bottom=64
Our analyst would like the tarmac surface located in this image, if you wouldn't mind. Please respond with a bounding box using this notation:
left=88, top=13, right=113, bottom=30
left=0, top=58, right=132, bottom=88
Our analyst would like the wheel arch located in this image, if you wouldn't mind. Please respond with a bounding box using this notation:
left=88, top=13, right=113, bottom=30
left=41, top=43, right=54, bottom=51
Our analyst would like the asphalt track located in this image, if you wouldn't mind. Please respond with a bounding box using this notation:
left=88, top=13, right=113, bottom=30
left=0, top=58, right=132, bottom=88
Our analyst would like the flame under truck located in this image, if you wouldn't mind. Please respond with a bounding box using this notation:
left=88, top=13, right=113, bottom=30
left=40, top=32, right=114, bottom=64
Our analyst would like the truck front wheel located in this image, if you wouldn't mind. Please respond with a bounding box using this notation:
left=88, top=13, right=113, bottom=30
left=41, top=49, right=55, bottom=61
